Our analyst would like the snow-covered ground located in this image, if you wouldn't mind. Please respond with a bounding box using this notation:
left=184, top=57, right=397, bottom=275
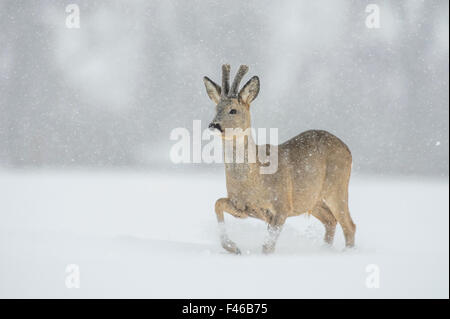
left=0, top=169, right=448, bottom=298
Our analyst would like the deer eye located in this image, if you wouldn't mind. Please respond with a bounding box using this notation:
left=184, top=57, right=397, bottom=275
left=229, top=109, right=237, bottom=114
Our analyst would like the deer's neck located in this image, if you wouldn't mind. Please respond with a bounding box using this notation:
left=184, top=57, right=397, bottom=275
left=223, top=135, right=260, bottom=183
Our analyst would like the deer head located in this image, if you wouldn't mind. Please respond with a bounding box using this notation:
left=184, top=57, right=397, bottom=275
left=203, top=65, right=260, bottom=136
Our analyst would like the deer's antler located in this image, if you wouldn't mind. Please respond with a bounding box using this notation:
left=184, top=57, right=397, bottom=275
left=221, top=64, right=230, bottom=97
left=230, top=65, right=249, bottom=97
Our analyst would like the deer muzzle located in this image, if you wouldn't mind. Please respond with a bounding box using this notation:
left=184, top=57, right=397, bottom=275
left=208, top=122, right=223, bottom=133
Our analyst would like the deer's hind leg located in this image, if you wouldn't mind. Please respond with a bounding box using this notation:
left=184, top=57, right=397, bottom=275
left=215, top=198, right=248, bottom=254
left=322, top=193, right=355, bottom=248
left=322, top=158, right=356, bottom=248
left=311, top=203, right=337, bottom=245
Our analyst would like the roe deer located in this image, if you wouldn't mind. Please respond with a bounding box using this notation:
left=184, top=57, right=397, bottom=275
left=203, top=64, right=356, bottom=254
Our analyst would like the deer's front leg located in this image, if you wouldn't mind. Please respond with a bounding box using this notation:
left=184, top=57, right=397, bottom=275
left=262, top=214, right=286, bottom=254
left=215, top=198, right=247, bottom=255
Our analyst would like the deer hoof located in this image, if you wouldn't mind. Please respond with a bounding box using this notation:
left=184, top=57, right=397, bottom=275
left=222, top=239, right=241, bottom=255
left=262, top=244, right=275, bottom=255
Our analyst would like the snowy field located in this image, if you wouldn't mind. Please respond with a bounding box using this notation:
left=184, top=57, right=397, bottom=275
left=0, top=169, right=448, bottom=298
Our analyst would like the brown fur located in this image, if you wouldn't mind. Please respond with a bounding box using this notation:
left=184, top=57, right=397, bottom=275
left=204, top=65, right=356, bottom=254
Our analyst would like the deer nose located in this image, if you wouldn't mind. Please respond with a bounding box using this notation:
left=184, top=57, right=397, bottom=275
left=209, top=122, right=222, bottom=132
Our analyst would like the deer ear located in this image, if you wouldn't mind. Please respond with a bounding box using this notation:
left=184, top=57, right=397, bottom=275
left=238, top=76, right=260, bottom=105
left=203, top=76, right=221, bottom=104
